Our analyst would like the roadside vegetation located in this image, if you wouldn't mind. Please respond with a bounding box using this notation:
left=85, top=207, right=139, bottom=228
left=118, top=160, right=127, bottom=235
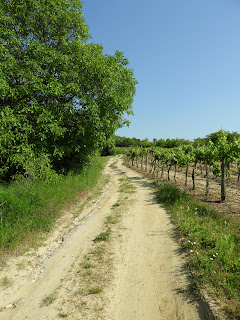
left=0, top=0, right=136, bottom=253
left=155, top=182, right=240, bottom=319
left=0, top=156, right=107, bottom=252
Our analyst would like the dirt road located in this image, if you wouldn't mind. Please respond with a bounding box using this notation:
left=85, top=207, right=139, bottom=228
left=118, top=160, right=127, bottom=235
left=0, top=157, right=213, bottom=319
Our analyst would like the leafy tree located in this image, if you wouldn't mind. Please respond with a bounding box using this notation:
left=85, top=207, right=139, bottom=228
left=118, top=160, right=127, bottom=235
left=0, top=0, right=137, bottom=179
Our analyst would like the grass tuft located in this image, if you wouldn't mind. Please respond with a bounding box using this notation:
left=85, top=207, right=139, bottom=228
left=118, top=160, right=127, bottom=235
left=88, top=287, right=103, bottom=295
left=93, top=229, right=111, bottom=243
left=41, top=291, right=58, bottom=306
left=58, top=313, right=68, bottom=318
left=0, top=276, right=13, bottom=287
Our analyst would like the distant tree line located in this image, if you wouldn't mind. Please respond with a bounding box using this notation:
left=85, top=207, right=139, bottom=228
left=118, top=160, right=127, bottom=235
left=115, top=131, right=240, bottom=149
left=114, top=136, right=192, bottom=148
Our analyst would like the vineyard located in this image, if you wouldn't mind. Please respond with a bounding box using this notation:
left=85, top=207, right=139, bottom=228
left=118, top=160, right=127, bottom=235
left=123, top=130, right=240, bottom=220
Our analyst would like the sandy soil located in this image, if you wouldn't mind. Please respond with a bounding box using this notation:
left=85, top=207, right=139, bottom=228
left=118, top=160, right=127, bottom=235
left=0, top=157, right=214, bottom=320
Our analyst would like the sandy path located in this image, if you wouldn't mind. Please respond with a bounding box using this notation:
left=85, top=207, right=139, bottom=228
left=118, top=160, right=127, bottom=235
left=0, top=157, right=213, bottom=320
left=104, top=161, right=212, bottom=320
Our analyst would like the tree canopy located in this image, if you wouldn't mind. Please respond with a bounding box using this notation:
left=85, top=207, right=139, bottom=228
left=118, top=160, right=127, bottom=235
left=0, top=0, right=137, bottom=179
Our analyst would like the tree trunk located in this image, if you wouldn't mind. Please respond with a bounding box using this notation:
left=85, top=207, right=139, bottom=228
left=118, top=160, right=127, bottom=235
left=192, top=161, right=197, bottom=190
left=185, top=164, right=189, bottom=186
left=167, top=165, right=171, bottom=181
left=152, top=160, right=157, bottom=176
left=206, top=165, right=209, bottom=196
left=174, top=164, right=177, bottom=183
left=156, top=160, right=159, bottom=177
left=161, top=165, right=164, bottom=179
left=237, top=164, right=240, bottom=183
left=145, top=151, right=149, bottom=172
left=221, top=162, right=226, bottom=202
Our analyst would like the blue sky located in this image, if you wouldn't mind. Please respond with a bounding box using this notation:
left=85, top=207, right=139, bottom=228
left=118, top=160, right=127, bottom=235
left=82, top=0, right=240, bottom=141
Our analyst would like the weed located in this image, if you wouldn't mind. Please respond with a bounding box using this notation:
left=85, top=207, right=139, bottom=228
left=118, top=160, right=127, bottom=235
left=83, top=263, right=94, bottom=269
left=41, top=291, right=58, bottom=306
left=105, top=214, right=120, bottom=225
left=112, top=202, right=121, bottom=208
left=1, top=276, right=13, bottom=287
left=0, top=259, right=7, bottom=271
left=88, top=287, right=103, bottom=295
left=90, top=244, right=105, bottom=257
left=58, top=313, right=68, bottom=318
left=93, top=229, right=111, bottom=242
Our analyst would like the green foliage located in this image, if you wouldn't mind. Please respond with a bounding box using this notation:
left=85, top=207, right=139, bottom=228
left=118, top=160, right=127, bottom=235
left=93, top=229, right=111, bottom=242
left=155, top=182, right=240, bottom=319
left=88, top=287, right=103, bottom=294
left=155, top=182, right=189, bottom=206
left=0, top=0, right=137, bottom=180
left=0, top=156, right=106, bottom=250
left=126, top=129, right=240, bottom=200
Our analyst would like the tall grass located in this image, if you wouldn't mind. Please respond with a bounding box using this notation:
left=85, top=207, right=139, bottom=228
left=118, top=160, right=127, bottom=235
left=155, top=182, right=240, bottom=319
left=0, top=156, right=107, bottom=251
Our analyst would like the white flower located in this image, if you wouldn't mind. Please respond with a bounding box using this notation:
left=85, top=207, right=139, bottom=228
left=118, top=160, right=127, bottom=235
left=210, top=258, right=213, bottom=261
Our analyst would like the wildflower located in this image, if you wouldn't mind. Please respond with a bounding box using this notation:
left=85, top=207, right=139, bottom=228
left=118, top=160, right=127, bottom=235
left=190, top=250, right=193, bottom=253
left=210, top=258, right=213, bottom=261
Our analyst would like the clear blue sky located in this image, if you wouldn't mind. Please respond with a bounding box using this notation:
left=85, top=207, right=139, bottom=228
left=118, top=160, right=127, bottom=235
left=82, top=0, right=240, bottom=142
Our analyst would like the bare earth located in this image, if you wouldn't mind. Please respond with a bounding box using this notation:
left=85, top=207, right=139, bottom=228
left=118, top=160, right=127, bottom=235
left=0, top=157, right=214, bottom=320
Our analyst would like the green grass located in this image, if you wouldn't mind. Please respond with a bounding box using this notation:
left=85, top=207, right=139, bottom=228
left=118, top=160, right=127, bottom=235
left=88, top=287, right=103, bottom=295
left=93, top=229, right=111, bottom=243
left=119, top=178, right=136, bottom=194
left=0, top=156, right=107, bottom=251
left=58, top=313, right=68, bottom=318
left=155, top=182, right=240, bottom=319
left=41, top=291, right=58, bottom=306
left=0, top=276, right=13, bottom=287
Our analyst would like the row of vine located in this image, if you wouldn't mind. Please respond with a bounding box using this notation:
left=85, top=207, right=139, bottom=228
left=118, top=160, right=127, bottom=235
left=124, top=130, right=240, bottom=202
